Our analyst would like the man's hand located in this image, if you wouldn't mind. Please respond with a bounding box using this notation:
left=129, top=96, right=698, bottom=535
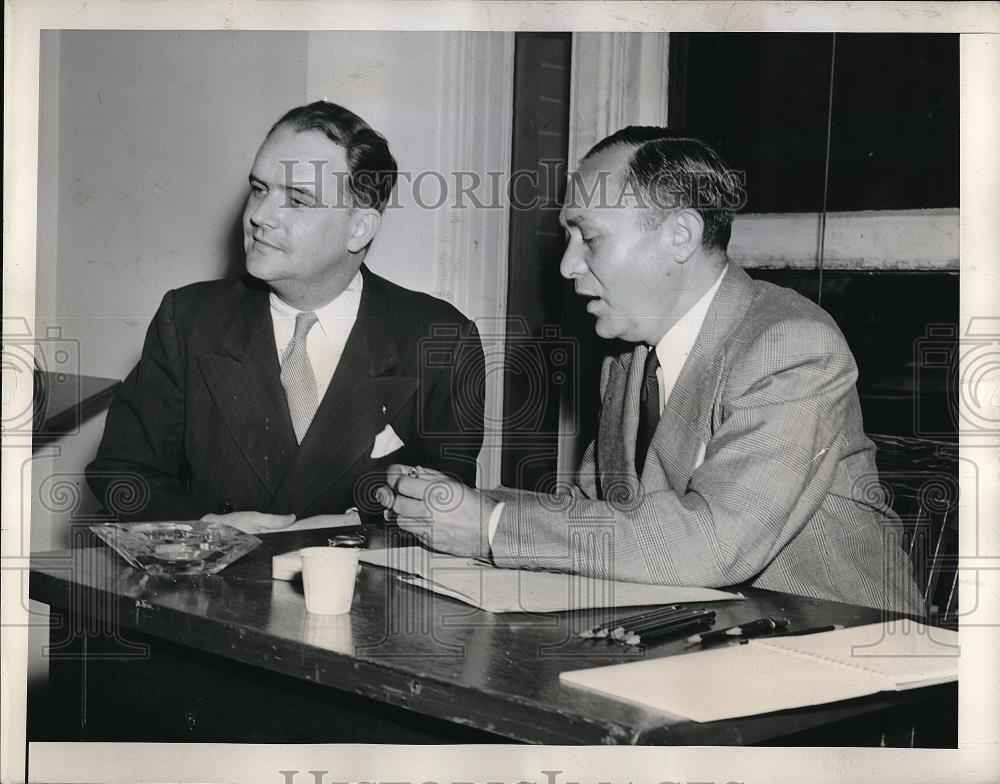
left=378, top=464, right=496, bottom=559
left=201, top=511, right=296, bottom=534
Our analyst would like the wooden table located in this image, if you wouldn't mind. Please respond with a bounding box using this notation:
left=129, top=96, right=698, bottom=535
left=28, top=527, right=956, bottom=746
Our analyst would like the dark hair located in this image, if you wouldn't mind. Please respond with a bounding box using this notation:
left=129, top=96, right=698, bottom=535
left=584, top=126, right=743, bottom=251
left=269, top=101, right=398, bottom=214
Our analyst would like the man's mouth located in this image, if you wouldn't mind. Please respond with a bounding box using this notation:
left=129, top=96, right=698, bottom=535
left=578, top=291, right=602, bottom=312
left=251, top=235, right=280, bottom=251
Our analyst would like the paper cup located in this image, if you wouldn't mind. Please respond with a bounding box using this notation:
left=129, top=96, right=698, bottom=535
left=303, top=613, right=354, bottom=651
left=299, top=547, right=361, bottom=615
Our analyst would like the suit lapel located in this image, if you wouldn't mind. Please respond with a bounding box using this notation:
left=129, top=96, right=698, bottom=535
left=596, top=346, right=645, bottom=499
left=653, top=263, right=756, bottom=487
left=596, top=263, right=758, bottom=494
left=196, top=281, right=297, bottom=493
left=268, top=266, right=419, bottom=514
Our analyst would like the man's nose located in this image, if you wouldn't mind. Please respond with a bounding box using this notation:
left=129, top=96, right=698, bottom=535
left=248, top=193, right=279, bottom=229
left=559, top=244, right=587, bottom=279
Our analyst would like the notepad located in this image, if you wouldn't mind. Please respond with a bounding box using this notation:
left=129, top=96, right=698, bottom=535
left=560, top=621, right=959, bottom=722
left=357, top=546, right=743, bottom=613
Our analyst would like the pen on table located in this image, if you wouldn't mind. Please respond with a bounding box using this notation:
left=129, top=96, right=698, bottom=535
left=741, top=623, right=845, bottom=641
left=687, top=617, right=789, bottom=645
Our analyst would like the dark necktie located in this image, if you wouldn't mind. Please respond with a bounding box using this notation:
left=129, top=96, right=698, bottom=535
left=635, top=347, right=661, bottom=472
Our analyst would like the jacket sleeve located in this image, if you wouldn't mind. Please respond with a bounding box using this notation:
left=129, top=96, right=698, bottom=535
left=86, top=290, right=210, bottom=522
left=414, top=318, right=486, bottom=487
left=491, top=318, right=859, bottom=586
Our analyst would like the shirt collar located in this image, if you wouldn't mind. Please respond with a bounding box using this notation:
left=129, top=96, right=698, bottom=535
left=654, top=263, right=728, bottom=358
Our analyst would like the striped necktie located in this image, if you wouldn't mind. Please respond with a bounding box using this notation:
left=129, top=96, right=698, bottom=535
left=634, top=346, right=661, bottom=472
left=281, top=311, right=320, bottom=444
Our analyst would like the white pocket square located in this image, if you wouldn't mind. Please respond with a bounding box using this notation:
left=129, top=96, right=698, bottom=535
left=693, top=441, right=707, bottom=470
left=370, top=424, right=405, bottom=459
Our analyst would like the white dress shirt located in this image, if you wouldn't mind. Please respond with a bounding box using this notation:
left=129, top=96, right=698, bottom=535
left=486, top=264, right=729, bottom=546
left=270, top=270, right=364, bottom=401
left=652, top=264, right=727, bottom=414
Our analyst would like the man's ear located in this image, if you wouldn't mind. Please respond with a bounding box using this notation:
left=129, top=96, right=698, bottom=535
left=347, top=208, right=383, bottom=253
left=663, top=208, right=704, bottom=263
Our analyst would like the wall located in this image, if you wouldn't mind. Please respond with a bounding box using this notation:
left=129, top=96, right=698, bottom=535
left=305, top=31, right=451, bottom=296
left=50, top=30, right=310, bottom=381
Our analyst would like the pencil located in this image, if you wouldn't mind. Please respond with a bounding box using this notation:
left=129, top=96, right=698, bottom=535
left=611, top=609, right=709, bottom=639
left=584, top=608, right=716, bottom=645
left=581, top=608, right=675, bottom=638
left=625, top=612, right=716, bottom=646
left=580, top=605, right=689, bottom=638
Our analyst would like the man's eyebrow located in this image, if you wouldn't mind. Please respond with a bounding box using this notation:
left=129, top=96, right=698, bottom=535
left=247, top=173, right=315, bottom=197
left=285, top=184, right=315, bottom=197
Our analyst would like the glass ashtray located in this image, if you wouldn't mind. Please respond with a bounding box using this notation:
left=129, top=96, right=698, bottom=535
left=89, top=521, right=262, bottom=576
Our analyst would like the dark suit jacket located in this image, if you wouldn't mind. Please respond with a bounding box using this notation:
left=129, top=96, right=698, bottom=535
left=87, top=265, right=485, bottom=522
left=491, top=263, right=924, bottom=614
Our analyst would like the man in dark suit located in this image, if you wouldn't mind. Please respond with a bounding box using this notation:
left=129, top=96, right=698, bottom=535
left=87, top=101, right=484, bottom=532
left=381, top=127, right=924, bottom=614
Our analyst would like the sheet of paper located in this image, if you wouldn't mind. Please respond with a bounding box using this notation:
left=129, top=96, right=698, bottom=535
left=257, top=511, right=361, bottom=534
left=559, top=621, right=960, bottom=722
left=560, top=643, right=891, bottom=723
left=758, top=622, right=961, bottom=689
left=359, top=546, right=743, bottom=613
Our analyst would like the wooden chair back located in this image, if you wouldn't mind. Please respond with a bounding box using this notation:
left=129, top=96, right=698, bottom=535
left=869, top=433, right=959, bottom=628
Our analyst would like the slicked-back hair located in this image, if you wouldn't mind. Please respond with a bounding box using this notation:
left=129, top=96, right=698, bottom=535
left=269, top=100, right=398, bottom=214
left=584, top=126, right=743, bottom=252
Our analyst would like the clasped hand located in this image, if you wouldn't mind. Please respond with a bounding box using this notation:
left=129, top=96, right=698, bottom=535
left=377, top=464, right=495, bottom=559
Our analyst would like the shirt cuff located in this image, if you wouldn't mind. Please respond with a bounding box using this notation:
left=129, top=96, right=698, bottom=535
left=486, top=501, right=506, bottom=547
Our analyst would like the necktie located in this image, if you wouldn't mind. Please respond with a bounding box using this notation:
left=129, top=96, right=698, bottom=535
left=634, top=346, right=661, bottom=472
left=281, top=311, right=320, bottom=444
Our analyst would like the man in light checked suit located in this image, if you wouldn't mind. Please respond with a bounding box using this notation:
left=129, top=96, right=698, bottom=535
left=379, top=127, right=924, bottom=615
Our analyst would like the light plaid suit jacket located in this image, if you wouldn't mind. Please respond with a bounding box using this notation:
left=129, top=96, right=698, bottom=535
left=491, top=263, right=925, bottom=615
